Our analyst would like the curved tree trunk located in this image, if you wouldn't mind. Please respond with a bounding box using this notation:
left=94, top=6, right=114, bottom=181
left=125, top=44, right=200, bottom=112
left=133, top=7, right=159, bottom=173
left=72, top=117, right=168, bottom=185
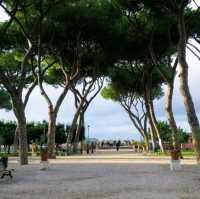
left=144, top=89, right=158, bottom=152
left=149, top=125, right=156, bottom=152
left=144, top=72, right=164, bottom=152
left=144, top=99, right=156, bottom=151
left=67, top=106, right=82, bottom=144
left=148, top=98, right=165, bottom=152
left=165, top=81, right=178, bottom=148
left=76, top=112, right=84, bottom=142
left=143, top=115, right=150, bottom=151
left=128, top=113, right=150, bottom=151
left=73, top=111, right=84, bottom=152
left=178, top=9, right=200, bottom=163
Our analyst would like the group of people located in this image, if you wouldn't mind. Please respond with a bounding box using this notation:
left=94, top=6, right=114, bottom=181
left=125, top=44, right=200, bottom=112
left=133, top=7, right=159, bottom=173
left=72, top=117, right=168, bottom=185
left=85, top=140, right=121, bottom=154
left=86, top=142, right=96, bottom=154
left=100, top=140, right=121, bottom=151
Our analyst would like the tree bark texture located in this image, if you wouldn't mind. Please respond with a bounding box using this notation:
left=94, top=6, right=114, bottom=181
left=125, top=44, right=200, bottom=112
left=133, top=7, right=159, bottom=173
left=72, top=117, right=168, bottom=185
left=12, top=96, right=28, bottom=165
left=177, top=9, right=200, bottom=163
left=165, top=81, right=178, bottom=148
left=148, top=98, right=165, bottom=152
left=143, top=93, right=156, bottom=152
left=143, top=83, right=164, bottom=152
left=127, top=110, right=150, bottom=151
left=47, top=106, right=57, bottom=159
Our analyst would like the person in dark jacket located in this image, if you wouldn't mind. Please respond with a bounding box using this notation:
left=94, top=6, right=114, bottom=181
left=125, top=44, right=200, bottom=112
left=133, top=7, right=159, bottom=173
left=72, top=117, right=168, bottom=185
left=116, top=140, right=121, bottom=152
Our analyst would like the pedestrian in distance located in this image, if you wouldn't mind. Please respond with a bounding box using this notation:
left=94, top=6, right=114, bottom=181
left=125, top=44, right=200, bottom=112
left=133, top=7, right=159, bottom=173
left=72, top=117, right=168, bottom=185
left=116, top=140, right=121, bottom=152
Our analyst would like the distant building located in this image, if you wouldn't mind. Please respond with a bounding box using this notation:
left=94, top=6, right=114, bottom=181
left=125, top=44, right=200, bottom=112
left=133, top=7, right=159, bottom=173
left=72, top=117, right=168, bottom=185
left=182, top=133, right=193, bottom=150
left=86, top=138, right=99, bottom=143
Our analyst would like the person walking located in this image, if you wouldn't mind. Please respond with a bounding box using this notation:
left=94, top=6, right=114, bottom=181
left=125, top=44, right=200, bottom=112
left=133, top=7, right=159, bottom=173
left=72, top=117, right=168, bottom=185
left=116, top=140, right=121, bottom=152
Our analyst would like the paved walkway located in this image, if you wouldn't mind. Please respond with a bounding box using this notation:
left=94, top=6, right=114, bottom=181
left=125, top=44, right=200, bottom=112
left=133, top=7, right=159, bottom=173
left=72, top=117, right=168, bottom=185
left=8, top=149, right=196, bottom=164
left=0, top=150, right=199, bottom=199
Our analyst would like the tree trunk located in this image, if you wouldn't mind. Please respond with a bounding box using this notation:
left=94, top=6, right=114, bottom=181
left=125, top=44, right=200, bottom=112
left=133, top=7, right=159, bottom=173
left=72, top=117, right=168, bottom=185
left=13, top=126, right=19, bottom=153
left=149, top=126, right=156, bottom=152
left=144, top=75, right=165, bottom=152
left=144, top=90, right=156, bottom=152
left=47, top=106, right=56, bottom=159
left=73, top=109, right=87, bottom=153
left=12, top=96, right=28, bottom=165
left=148, top=98, right=165, bottom=152
left=178, top=10, right=200, bottom=163
left=7, top=145, right=10, bottom=154
left=67, top=102, right=83, bottom=144
left=80, top=113, right=85, bottom=154
left=165, top=81, right=178, bottom=148
left=17, top=110, right=28, bottom=165
left=121, top=104, right=150, bottom=151
left=72, top=112, right=82, bottom=152
left=143, top=131, right=150, bottom=151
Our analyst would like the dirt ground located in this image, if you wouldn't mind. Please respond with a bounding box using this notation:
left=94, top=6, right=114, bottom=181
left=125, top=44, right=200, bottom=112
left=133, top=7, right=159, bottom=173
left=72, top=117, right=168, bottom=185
left=0, top=150, right=200, bottom=199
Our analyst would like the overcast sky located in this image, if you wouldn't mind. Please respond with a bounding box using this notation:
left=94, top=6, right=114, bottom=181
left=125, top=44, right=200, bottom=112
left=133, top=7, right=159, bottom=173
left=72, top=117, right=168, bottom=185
left=0, top=5, right=200, bottom=141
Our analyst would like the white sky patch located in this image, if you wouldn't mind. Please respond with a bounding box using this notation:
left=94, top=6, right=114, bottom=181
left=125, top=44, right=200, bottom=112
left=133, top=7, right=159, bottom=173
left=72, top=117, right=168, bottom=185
left=0, top=7, right=9, bottom=21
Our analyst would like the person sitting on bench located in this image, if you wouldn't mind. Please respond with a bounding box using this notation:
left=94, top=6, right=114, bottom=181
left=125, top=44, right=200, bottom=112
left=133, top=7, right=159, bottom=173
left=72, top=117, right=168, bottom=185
left=0, top=157, right=13, bottom=179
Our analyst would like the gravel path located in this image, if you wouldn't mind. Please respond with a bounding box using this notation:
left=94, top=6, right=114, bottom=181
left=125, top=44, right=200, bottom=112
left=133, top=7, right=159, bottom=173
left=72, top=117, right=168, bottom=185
left=1, top=151, right=200, bottom=199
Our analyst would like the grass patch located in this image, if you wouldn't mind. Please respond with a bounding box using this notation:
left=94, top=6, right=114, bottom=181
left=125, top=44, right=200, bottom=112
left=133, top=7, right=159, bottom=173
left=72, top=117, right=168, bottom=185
left=0, top=152, right=40, bottom=157
left=181, top=151, right=195, bottom=156
left=147, top=150, right=195, bottom=157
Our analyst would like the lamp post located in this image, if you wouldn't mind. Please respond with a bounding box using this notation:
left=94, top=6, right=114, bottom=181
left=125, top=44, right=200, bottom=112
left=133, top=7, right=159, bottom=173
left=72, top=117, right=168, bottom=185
left=87, top=125, right=90, bottom=141
left=86, top=125, right=90, bottom=154
left=65, top=124, right=69, bottom=156
left=42, top=120, right=46, bottom=146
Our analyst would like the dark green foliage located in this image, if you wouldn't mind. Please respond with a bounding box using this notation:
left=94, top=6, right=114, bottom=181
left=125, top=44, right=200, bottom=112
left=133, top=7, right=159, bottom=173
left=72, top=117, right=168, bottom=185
left=0, top=121, right=16, bottom=148
left=158, top=121, right=189, bottom=144
left=27, top=122, right=67, bottom=145
left=185, top=8, right=200, bottom=39
left=0, top=121, right=69, bottom=148
left=55, top=124, right=66, bottom=145
left=103, top=61, right=164, bottom=103
left=0, top=89, right=12, bottom=110
left=27, top=122, right=48, bottom=145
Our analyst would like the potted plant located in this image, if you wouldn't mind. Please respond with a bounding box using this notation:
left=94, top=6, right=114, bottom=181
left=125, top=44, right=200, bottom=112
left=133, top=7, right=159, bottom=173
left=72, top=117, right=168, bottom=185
left=169, top=146, right=181, bottom=171
left=40, top=145, right=48, bottom=170
left=40, top=147, right=48, bottom=161
left=170, top=148, right=180, bottom=160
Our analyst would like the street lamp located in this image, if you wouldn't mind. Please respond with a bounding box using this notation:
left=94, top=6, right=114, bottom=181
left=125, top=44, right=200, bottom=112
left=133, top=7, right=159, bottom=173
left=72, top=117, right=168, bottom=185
left=65, top=124, right=70, bottom=156
left=86, top=125, right=90, bottom=154
left=42, top=120, right=46, bottom=146
left=87, top=125, right=90, bottom=141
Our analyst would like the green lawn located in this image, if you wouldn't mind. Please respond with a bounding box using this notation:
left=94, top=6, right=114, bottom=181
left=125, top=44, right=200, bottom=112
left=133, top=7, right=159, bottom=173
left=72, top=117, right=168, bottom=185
left=147, top=150, right=195, bottom=157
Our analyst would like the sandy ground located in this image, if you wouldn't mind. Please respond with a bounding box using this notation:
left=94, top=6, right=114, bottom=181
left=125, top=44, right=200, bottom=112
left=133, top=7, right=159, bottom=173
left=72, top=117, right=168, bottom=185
left=0, top=150, right=200, bottom=199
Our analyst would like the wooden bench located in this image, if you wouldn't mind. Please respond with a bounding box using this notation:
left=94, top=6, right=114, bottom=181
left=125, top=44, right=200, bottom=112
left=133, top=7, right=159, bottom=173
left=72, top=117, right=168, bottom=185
left=0, top=157, right=13, bottom=179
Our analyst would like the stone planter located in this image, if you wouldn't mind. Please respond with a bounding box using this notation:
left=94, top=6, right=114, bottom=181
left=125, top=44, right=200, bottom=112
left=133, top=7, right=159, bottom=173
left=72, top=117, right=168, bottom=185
left=170, top=159, right=181, bottom=171
left=40, top=160, right=49, bottom=170
left=170, top=148, right=181, bottom=171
